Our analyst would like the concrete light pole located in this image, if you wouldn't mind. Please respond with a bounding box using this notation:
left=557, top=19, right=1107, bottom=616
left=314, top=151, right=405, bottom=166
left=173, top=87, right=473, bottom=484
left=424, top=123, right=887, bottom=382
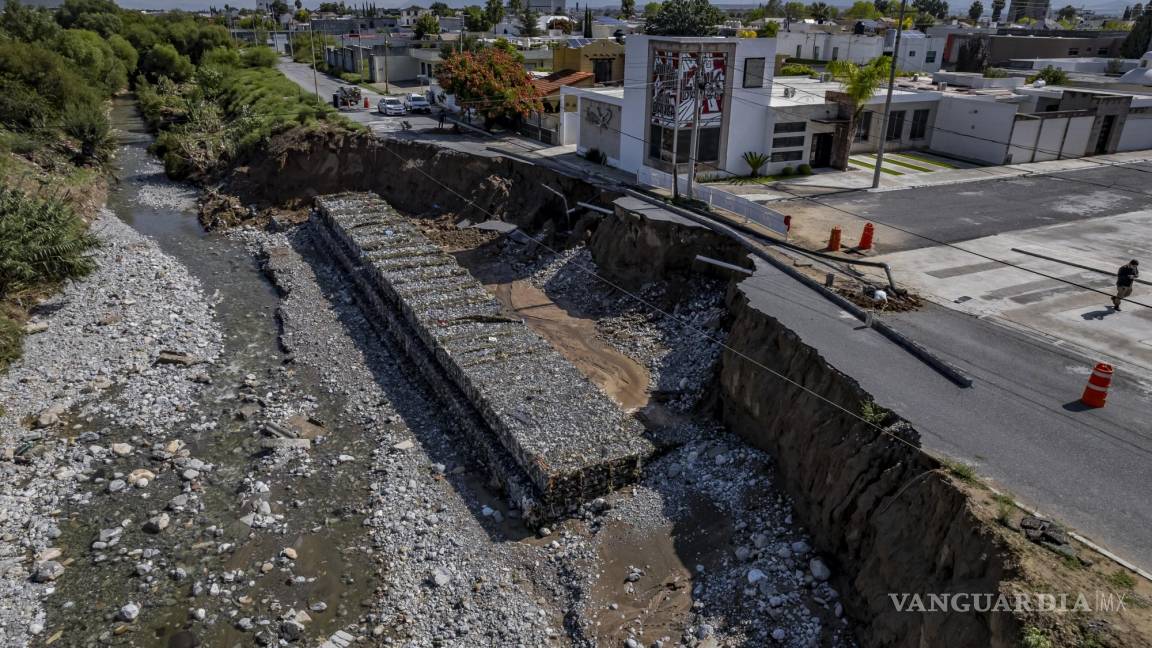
left=308, top=22, right=321, bottom=104
left=871, top=0, right=908, bottom=189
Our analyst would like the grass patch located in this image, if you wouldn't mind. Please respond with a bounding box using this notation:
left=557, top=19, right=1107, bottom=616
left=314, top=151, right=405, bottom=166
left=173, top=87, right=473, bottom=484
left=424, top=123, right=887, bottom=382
left=872, top=155, right=934, bottom=173
left=860, top=400, right=890, bottom=425
left=0, top=188, right=98, bottom=297
left=1105, top=570, right=1138, bottom=591
left=940, top=458, right=977, bottom=483
left=849, top=158, right=903, bottom=175
left=895, top=151, right=958, bottom=168
left=1021, top=626, right=1054, bottom=648
left=993, top=493, right=1015, bottom=527
left=0, top=311, right=22, bottom=372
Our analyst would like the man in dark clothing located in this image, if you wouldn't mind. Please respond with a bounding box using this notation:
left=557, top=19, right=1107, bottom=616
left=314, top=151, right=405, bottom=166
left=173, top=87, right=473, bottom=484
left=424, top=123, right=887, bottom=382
left=1112, top=259, right=1139, bottom=310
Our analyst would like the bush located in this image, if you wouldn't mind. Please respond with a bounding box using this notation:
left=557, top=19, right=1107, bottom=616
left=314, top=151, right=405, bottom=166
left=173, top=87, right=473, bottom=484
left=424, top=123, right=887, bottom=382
left=780, top=165, right=795, bottom=177
left=583, top=147, right=607, bottom=164
left=982, top=67, right=1007, bottom=78
left=779, top=63, right=815, bottom=76
left=338, top=72, right=363, bottom=84
left=742, top=150, right=769, bottom=176
left=797, top=163, right=813, bottom=175
left=241, top=46, right=278, bottom=68
left=60, top=101, right=112, bottom=163
left=0, top=188, right=97, bottom=297
left=1026, top=65, right=1069, bottom=86
left=141, top=43, right=194, bottom=83
left=0, top=312, right=21, bottom=371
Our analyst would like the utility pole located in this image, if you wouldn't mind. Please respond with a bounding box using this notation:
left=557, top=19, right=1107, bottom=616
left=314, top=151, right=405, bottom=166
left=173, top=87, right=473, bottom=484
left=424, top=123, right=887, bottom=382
left=383, top=33, right=391, bottom=92
left=871, top=0, right=907, bottom=189
left=670, top=53, right=683, bottom=201
left=687, top=45, right=703, bottom=199
left=308, top=21, right=321, bottom=104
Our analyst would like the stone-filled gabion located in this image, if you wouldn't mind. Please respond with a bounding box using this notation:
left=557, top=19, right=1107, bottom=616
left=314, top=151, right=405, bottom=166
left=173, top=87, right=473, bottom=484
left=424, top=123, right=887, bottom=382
left=313, top=193, right=651, bottom=519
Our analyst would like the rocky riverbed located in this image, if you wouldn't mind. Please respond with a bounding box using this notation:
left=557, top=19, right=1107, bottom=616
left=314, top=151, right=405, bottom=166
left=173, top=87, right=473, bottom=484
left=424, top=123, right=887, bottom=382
left=0, top=100, right=857, bottom=647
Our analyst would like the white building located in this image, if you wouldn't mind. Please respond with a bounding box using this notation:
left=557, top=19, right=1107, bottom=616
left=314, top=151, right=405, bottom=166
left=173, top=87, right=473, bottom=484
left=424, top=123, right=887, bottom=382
left=562, top=35, right=776, bottom=177
left=776, top=29, right=947, bottom=73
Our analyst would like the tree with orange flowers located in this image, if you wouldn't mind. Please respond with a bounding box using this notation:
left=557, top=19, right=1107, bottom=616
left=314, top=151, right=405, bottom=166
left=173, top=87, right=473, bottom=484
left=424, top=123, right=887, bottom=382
left=435, top=47, right=543, bottom=127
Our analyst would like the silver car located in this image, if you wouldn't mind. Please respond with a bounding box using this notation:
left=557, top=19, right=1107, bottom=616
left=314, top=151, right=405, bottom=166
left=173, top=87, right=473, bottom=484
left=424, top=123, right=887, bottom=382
left=405, top=93, right=432, bottom=114
left=378, top=97, right=406, bottom=116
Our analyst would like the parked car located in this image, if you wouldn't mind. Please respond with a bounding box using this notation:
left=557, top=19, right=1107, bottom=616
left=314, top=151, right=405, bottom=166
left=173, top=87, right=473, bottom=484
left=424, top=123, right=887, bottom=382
left=378, top=97, right=406, bottom=116
left=405, top=93, right=431, bottom=114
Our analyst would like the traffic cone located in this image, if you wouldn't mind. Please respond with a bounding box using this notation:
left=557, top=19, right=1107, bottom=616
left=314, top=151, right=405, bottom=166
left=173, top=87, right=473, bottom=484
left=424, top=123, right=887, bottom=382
left=363, top=97, right=370, bottom=109
left=826, top=227, right=842, bottom=252
left=858, top=223, right=875, bottom=251
left=1080, top=362, right=1113, bottom=408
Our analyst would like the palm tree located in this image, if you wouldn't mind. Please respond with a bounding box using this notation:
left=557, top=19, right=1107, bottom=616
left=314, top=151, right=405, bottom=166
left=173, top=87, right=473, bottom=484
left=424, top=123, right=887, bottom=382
left=809, top=1, right=832, bottom=21
left=826, top=57, right=890, bottom=170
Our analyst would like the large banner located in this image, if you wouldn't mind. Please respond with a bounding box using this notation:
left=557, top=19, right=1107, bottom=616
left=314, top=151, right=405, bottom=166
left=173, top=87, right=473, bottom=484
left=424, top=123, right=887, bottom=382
left=651, top=49, right=727, bottom=130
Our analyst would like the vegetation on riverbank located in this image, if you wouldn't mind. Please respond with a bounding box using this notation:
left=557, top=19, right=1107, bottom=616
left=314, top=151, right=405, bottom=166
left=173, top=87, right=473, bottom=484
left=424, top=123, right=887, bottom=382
left=0, top=0, right=350, bottom=367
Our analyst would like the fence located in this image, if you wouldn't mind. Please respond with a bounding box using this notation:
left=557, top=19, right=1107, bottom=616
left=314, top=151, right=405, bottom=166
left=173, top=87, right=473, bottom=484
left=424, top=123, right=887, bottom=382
left=636, top=167, right=788, bottom=236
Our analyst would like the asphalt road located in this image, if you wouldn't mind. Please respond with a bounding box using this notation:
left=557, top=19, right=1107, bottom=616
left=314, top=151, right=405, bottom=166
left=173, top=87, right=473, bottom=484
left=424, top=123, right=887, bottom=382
left=739, top=257, right=1152, bottom=573
left=821, top=162, right=1152, bottom=249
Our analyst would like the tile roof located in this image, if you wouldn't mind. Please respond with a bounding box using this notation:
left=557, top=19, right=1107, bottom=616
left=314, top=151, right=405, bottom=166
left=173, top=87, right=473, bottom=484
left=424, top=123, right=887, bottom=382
left=532, top=69, right=595, bottom=96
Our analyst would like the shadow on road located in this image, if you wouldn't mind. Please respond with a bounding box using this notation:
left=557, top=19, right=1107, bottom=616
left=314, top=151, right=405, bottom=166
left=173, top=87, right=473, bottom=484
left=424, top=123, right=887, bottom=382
left=1080, top=308, right=1118, bottom=321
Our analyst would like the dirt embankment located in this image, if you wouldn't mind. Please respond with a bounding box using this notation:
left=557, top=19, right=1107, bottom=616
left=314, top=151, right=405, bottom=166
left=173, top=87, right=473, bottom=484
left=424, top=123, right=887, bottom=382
left=588, top=200, right=1152, bottom=648
left=206, top=127, right=613, bottom=231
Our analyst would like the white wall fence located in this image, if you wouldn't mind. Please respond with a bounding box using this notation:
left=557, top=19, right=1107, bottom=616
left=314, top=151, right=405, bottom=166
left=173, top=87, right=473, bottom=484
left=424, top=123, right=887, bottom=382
left=637, top=167, right=789, bottom=235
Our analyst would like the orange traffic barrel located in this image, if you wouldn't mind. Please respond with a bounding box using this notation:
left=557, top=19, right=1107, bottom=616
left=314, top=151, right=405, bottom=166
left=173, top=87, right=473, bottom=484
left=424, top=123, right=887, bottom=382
left=826, top=227, right=842, bottom=252
left=1081, top=362, right=1114, bottom=408
left=858, top=222, right=875, bottom=250
left=363, top=97, right=370, bottom=109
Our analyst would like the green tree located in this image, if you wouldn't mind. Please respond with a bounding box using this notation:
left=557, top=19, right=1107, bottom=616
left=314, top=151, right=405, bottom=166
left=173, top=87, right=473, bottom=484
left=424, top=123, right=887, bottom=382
left=990, top=0, right=1004, bottom=20
left=0, top=0, right=60, bottom=42
left=430, top=1, right=453, bottom=15
left=844, top=0, right=881, bottom=18
left=873, top=0, right=893, bottom=14
left=485, top=0, right=504, bottom=25
left=435, top=47, right=542, bottom=124
left=414, top=11, right=441, bottom=38
left=241, top=45, right=278, bottom=67
left=54, top=29, right=128, bottom=93
left=519, top=7, right=540, bottom=36
left=968, top=0, right=983, bottom=19
left=912, top=0, right=948, bottom=19
left=141, top=42, right=194, bottom=83
left=783, top=1, right=806, bottom=19
left=464, top=5, right=492, bottom=31
left=1121, top=8, right=1152, bottom=57
left=1056, top=4, right=1076, bottom=20
left=643, top=1, right=662, bottom=18
left=584, top=6, right=594, bottom=35
left=758, top=20, right=780, bottom=35
left=645, top=0, right=723, bottom=35
left=622, top=0, right=636, bottom=18
left=508, top=0, right=524, bottom=16
left=827, top=57, right=890, bottom=169
left=809, top=1, right=832, bottom=21
left=55, top=0, right=122, bottom=35
left=1028, top=65, right=1069, bottom=85
left=765, top=0, right=785, bottom=16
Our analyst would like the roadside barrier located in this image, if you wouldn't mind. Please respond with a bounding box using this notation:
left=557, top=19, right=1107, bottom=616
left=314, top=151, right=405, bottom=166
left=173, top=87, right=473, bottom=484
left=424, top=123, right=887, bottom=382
left=826, top=226, right=842, bottom=252
left=1081, top=362, right=1114, bottom=408
left=858, top=223, right=875, bottom=251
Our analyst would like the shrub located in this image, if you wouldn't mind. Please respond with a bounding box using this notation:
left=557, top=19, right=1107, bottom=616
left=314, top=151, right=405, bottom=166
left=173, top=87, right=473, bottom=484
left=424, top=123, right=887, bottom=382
left=338, top=72, right=363, bottom=84
left=1021, top=627, right=1053, bottom=648
left=742, top=150, right=769, bottom=176
left=797, top=163, right=813, bottom=175
left=583, top=147, right=607, bottom=164
left=141, top=43, right=194, bottom=83
left=1026, top=65, right=1069, bottom=86
left=779, top=63, right=815, bottom=76
left=0, top=312, right=21, bottom=371
left=0, top=188, right=97, bottom=297
left=780, top=165, right=795, bottom=177
left=982, top=67, right=1007, bottom=78
left=241, top=46, right=279, bottom=68
left=60, top=101, right=112, bottom=163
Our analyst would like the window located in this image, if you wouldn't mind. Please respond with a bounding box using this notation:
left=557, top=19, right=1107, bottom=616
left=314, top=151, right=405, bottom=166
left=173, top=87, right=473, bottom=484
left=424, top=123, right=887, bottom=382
left=773, top=135, right=806, bottom=148
left=831, top=47, right=839, bottom=61
left=855, top=111, right=872, bottom=141
left=771, top=150, right=804, bottom=162
left=813, top=46, right=820, bottom=59
left=1068, top=48, right=1079, bottom=55
left=592, top=58, right=613, bottom=84
left=910, top=109, right=930, bottom=139
left=925, top=50, right=937, bottom=63
left=648, top=125, right=719, bottom=164
left=796, top=44, right=802, bottom=58
left=743, top=57, right=765, bottom=88
left=908, top=50, right=917, bottom=58
left=774, top=121, right=807, bottom=133
left=886, top=110, right=905, bottom=140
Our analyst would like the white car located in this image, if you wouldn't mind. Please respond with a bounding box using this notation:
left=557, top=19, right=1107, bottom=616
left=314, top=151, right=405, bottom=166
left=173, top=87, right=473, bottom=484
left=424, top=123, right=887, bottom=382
left=378, top=97, right=406, bottom=116
left=405, top=93, right=432, bottom=114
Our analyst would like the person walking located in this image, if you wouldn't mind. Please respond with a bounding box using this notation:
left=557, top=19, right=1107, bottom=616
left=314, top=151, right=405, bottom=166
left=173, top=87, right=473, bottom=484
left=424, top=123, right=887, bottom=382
left=1112, top=259, right=1139, bottom=311
left=437, top=107, right=446, bottom=130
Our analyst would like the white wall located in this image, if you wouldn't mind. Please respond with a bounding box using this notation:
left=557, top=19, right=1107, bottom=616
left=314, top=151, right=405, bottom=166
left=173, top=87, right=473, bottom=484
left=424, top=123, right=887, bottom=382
left=1117, top=114, right=1152, bottom=151
left=929, top=95, right=1016, bottom=164
left=1007, top=115, right=1093, bottom=163
left=726, top=38, right=776, bottom=173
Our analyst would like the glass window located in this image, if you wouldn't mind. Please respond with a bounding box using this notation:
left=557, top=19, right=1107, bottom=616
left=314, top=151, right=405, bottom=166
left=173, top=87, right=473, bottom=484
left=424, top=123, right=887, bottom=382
left=886, top=110, right=905, bottom=140
left=774, top=121, right=807, bottom=133
left=796, top=44, right=802, bottom=58
left=910, top=109, right=930, bottom=139
left=855, top=111, right=871, bottom=141
left=743, top=57, right=765, bottom=88
left=773, top=136, right=806, bottom=148
left=925, top=50, right=937, bottom=63
left=813, top=46, right=820, bottom=59
left=831, top=47, right=839, bottom=61
left=770, top=150, right=804, bottom=162
left=908, top=50, right=916, bottom=57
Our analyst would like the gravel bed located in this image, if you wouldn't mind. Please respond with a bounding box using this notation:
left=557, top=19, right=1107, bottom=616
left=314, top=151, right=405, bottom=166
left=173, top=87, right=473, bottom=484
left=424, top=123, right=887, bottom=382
left=0, top=209, right=222, bottom=645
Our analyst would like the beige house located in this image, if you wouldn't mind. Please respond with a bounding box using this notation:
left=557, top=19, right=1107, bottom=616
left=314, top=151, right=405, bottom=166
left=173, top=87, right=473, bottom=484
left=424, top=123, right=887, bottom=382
left=552, top=38, right=626, bottom=85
